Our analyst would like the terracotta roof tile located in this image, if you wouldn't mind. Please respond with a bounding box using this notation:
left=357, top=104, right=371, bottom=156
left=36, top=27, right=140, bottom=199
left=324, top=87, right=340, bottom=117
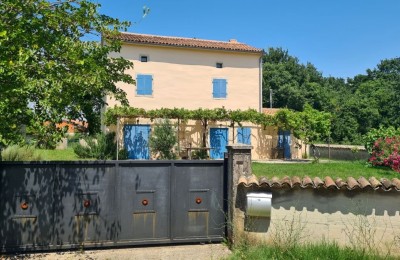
left=259, top=176, right=269, bottom=186
left=324, top=176, right=337, bottom=189
left=381, top=178, right=392, bottom=190
left=347, top=177, right=360, bottom=190
left=368, top=177, right=381, bottom=189
left=238, top=176, right=248, bottom=186
left=110, top=32, right=264, bottom=54
left=302, top=176, right=313, bottom=188
left=281, top=176, right=292, bottom=188
left=313, top=177, right=324, bottom=188
left=357, top=177, right=371, bottom=189
left=248, top=175, right=259, bottom=186
left=291, top=176, right=302, bottom=187
left=392, top=178, right=400, bottom=191
left=335, top=178, right=347, bottom=189
left=239, top=175, right=400, bottom=191
left=262, top=108, right=280, bottom=116
left=270, top=176, right=281, bottom=187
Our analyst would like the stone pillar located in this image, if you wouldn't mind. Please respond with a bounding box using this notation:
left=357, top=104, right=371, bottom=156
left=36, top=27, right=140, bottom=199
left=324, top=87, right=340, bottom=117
left=226, top=144, right=252, bottom=244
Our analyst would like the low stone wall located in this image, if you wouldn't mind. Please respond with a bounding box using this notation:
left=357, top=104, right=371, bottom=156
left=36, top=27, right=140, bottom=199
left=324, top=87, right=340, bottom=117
left=234, top=186, right=400, bottom=254
left=227, top=145, right=400, bottom=255
left=314, top=144, right=369, bottom=161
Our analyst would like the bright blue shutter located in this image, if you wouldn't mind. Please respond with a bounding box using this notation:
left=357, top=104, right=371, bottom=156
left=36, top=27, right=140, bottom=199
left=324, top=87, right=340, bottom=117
left=221, top=79, right=227, bottom=98
left=212, top=79, right=219, bottom=98
left=237, top=127, right=251, bottom=145
left=137, top=74, right=152, bottom=95
left=213, top=79, right=227, bottom=98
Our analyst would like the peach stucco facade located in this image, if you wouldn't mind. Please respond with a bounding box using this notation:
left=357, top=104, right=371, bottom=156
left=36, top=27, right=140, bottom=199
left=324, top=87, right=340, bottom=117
left=105, top=33, right=301, bottom=160
left=107, top=43, right=262, bottom=111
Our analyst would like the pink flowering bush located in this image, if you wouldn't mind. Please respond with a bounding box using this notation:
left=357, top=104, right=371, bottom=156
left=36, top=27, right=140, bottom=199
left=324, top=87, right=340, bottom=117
left=369, top=136, right=400, bottom=173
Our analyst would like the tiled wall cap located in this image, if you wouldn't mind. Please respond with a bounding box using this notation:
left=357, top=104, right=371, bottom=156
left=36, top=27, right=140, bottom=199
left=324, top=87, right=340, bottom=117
left=238, top=175, right=400, bottom=191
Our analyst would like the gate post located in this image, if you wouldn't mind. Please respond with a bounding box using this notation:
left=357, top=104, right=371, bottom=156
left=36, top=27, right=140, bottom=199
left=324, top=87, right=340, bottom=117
left=226, top=144, right=252, bottom=244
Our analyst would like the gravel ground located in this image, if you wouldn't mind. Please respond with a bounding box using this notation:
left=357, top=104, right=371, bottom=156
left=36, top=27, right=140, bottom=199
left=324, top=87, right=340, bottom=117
left=1, top=244, right=231, bottom=260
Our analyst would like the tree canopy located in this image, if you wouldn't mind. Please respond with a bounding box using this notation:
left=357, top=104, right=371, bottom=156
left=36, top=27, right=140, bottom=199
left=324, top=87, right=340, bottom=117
left=0, top=0, right=134, bottom=147
left=263, top=48, right=400, bottom=144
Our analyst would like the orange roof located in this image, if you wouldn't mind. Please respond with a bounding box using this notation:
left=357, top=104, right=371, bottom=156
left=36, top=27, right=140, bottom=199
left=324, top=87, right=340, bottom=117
left=109, top=32, right=264, bottom=54
left=262, top=108, right=280, bottom=116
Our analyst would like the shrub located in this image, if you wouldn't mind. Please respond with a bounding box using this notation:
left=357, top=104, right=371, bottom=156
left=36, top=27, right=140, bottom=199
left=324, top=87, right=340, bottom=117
left=363, top=126, right=400, bottom=154
left=149, top=119, right=177, bottom=160
left=118, top=148, right=129, bottom=160
left=368, top=136, right=400, bottom=173
left=1, top=145, right=42, bottom=161
left=73, top=132, right=117, bottom=160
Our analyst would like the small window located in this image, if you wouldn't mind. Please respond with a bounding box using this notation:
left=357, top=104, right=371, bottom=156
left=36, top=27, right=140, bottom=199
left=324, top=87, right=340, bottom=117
left=136, top=74, right=153, bottom=95
left=140, top=55, right=148, bottom=62
left=216, top=62, right=223, bottom=68
left=212, top=79, right=227, bottom=99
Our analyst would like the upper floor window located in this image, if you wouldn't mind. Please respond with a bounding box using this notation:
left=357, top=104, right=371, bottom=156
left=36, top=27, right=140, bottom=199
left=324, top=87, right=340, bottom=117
left=216, top=62, right=223, bottom=68
left=212, top=79, right=227, bottom=99
left=140, top=55, right=148, bottom=62
left=136, top=74, right=153, bottom=96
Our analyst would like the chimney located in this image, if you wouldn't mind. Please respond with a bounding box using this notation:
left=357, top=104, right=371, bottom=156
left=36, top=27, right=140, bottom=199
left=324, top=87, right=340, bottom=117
left=229, top=39, right=238, bottom=43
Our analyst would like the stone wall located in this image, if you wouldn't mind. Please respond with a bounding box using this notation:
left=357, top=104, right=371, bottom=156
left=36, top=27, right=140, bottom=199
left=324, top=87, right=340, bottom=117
left=314, top=144, right=369, bottom=161
left=227, top=145, right=400, bottom=254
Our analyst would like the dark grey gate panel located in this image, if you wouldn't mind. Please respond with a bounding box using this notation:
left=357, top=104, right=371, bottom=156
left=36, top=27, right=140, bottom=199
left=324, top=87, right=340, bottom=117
left=0, top=160, right=226, bottom=252
left=0, top=163, right=55, bottom=250
left=117, top=162, right=170, bottom=245
left=172, top=162, right=225, bottom=242
left=55, top=163, right=117, bottom=246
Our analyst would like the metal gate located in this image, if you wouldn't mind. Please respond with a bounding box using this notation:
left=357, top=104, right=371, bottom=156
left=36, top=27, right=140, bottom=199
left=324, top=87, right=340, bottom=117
left=0, top=160, right=226, bottom=252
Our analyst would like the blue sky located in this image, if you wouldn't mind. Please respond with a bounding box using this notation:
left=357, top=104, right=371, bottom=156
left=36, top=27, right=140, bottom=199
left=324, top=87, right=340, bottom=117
left=96, top=0, right=400, bottom=79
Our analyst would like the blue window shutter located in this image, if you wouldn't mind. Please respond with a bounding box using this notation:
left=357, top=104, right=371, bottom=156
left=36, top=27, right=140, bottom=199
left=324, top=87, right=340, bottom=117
left=237, top=127, right=251, bottom=144
left=137, top=74, right=153, bottom=95
left=213, top=79, right=227, bottom=98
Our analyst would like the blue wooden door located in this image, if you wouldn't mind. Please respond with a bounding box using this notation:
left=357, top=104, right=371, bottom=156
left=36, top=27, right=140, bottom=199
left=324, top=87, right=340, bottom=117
left=237, top=127, right=251, bottom=145
left=124, top=125, right=151, bottom=159
left=210, top=128, right=228, bottom=159
left=278, top=129, right=291, bottom=159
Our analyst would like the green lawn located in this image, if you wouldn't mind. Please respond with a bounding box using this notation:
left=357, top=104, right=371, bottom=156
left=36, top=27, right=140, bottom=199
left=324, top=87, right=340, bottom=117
left=252, top=161, right=398, bottom=180
left=228, top=243, right=396, bottom=260
left=36, top=147, right=80, bottom=161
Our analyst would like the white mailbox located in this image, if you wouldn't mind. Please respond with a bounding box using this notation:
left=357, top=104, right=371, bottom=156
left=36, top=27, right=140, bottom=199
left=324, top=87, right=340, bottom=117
left=246, top=192, right=272, bottom=217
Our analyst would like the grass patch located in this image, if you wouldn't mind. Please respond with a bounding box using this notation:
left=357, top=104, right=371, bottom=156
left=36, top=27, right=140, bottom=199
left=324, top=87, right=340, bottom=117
left=229, top=243, right=396, bottom=260
left=252, top=161, right=398, bottom=180
left=36, top=147, right=80, bottom=161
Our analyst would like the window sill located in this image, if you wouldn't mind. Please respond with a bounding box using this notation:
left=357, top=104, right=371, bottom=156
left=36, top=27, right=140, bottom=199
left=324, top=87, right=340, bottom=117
left=135, top=94, right=154, bottom=98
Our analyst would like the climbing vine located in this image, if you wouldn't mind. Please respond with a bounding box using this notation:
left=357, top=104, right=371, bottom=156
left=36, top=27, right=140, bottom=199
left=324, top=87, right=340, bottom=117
left=104, top=106, right=275, bottom=127
left=104, top=106, right=331, bottom=144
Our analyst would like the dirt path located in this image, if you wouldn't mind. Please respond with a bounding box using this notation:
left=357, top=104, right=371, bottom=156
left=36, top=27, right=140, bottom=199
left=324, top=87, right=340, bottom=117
left=1, top=244, right=231, bottom=260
